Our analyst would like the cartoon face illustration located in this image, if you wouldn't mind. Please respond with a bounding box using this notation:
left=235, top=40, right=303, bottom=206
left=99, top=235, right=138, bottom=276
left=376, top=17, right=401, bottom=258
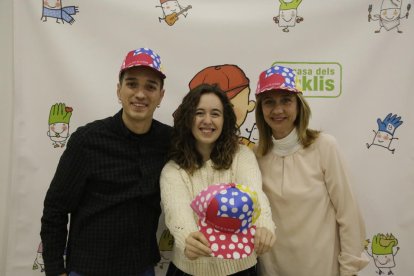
left=273, top=0, right=304, bottom=32
left=378, top=8, right=401, bottom=31
left=373, top=254, right=396, bottom=268
left=229, top=87, right=256, bottom=128
left=158, top=0, right=191, bottom=26
left=368, top=0, right=410, bottom=33
left=373, top=131, right=393, bottom=148
left=47, top=103, right=73, bottom=148
left=366, top=113, right=403, bottom=154
left=279, top=9, right=297, bottom=27
left=43, top=0, right=62, bottom=9
left=370, top=233, right=399, bottom=270
left=381, top=8, right=401, bottom=21
left=48, top=122, right=70, bottom=142
left=161, top=0, right=181, bottom=16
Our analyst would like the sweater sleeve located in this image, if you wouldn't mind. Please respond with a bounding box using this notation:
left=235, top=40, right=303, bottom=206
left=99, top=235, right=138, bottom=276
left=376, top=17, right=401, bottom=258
left=319, top=134, right=369, bottom=276
left=40, top=130, right=90, bottom=276
left=160, top=161, right=199, bottom=253
left=234, top=146, right=276, bottom=233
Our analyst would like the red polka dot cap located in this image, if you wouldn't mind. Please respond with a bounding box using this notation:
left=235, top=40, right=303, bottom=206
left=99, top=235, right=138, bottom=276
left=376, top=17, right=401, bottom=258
left=256, top=64, right=302, bottom=96
left=190, top=183, right=261, bottom=259
left=119, top=48, right=166, bottom=79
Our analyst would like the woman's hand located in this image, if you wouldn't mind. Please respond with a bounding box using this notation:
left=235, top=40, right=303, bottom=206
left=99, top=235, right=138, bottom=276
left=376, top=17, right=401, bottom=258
left=254, top=227, right=276, bottom=255
left=184, top=231, right=212, bottom=260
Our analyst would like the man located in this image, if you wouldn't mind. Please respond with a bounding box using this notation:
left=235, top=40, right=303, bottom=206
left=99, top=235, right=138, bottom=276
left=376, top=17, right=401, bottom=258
left=41, top=48, right=172, bottom=276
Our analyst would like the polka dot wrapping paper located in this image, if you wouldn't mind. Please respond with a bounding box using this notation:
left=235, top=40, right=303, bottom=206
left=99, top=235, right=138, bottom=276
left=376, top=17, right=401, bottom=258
left=190, top=183, right=261, bottom=259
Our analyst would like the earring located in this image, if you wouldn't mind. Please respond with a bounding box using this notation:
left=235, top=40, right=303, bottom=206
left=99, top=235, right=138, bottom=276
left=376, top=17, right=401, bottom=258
left=157, top=105, right=160, bottom=108
left=118, top=98, right=122, bottom=104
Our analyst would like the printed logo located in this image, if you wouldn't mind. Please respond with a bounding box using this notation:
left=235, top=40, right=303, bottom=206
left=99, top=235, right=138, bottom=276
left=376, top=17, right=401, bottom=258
left=273, top=0, right=304, bottom=32
left=41, top=0, right=79, bottom=24
left=47, top=103, right=73, bottom=148
left=365, top=233, right=400, bottom=275
left=157, top=0, right=192, bottom=26
left=366, top=113, right=403, bottom=154
left=273, top=62, right=342, bottom=98
left=368, top=0, right=411, bottom=33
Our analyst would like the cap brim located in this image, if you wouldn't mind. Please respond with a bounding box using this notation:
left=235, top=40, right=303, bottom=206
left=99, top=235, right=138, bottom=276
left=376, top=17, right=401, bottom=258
left=120, top=64, right=166, bottom=79
left=256, top=87, right=301, bottom=96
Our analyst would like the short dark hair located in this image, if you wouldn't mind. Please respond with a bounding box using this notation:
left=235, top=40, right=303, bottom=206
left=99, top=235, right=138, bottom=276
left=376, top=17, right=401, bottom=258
left=118, top=68, right=164, bottom=89
left=169, top=84, right=239, bottom=174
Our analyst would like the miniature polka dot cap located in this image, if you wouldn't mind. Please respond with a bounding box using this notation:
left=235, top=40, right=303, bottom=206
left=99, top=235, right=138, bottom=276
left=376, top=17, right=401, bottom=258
left=120, top=48, right=166, bottom=79
left=255, top=64, right=302, bottom=96
left=190, top=183, right=261, bottom=259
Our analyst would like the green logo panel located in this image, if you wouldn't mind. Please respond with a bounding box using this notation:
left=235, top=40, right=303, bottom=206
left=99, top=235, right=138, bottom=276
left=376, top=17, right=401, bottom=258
left=273, top=62, right=342, bottom=98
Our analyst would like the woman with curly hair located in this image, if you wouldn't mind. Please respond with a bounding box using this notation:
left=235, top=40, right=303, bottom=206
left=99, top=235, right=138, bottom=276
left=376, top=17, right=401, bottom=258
left=160, top=84, right=276, bottom=276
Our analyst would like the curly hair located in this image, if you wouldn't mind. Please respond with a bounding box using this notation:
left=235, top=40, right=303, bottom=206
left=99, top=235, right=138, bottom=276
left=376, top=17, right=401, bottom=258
left=169, top=84, right=239, bottom=174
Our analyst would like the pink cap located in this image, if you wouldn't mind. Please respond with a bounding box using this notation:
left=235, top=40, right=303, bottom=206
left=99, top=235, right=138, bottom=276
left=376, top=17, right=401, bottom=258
left=120, top=48, right=166, bottom=79
left=190, top=183, right=261, bottom=259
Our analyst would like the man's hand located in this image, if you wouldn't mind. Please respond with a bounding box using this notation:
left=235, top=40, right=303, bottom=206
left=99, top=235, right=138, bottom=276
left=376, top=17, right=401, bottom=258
left=184, top=231, right=212, bottom=260
left=254, top=227, right=276, bottom=255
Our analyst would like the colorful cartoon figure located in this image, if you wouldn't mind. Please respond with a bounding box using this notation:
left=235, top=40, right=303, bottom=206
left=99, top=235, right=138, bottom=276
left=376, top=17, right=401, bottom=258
left=273, top=0, right=304, bottom=32
left=157, top=0, right=192, bottom=26
left=366, top=113, right=403, bottom=154
left=368, top=0, right=411, bottom=33
left=157, top=228, right=174, bottom=269
left=33, top=241, right=67, bottom=272
left=47, top=103, right=73, bottom=148
left=365, top=233, right=400, bottom=275
left=41, top=0, right=79, bottom=24
left=32, top=242, right=45, bottom=272
left=189, top=65, right=257, bottom=148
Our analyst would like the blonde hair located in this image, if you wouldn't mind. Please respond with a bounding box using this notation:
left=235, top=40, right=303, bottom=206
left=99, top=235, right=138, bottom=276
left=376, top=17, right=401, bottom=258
left=255, top=91, right=320, bottom=157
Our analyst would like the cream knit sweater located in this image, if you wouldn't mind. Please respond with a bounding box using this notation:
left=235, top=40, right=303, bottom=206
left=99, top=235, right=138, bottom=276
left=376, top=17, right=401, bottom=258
left=160, top=145, right=276, bottom=276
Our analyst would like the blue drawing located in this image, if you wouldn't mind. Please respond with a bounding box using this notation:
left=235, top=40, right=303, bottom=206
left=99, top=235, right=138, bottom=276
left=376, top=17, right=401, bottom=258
left=366, top=113, right=403, bottom=154
left=41, top=0, right=79, bottom=24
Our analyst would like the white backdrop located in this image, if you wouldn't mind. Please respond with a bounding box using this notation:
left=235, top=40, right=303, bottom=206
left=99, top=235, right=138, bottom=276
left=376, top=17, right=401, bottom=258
left=4, top=0, right=414, bottom=275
